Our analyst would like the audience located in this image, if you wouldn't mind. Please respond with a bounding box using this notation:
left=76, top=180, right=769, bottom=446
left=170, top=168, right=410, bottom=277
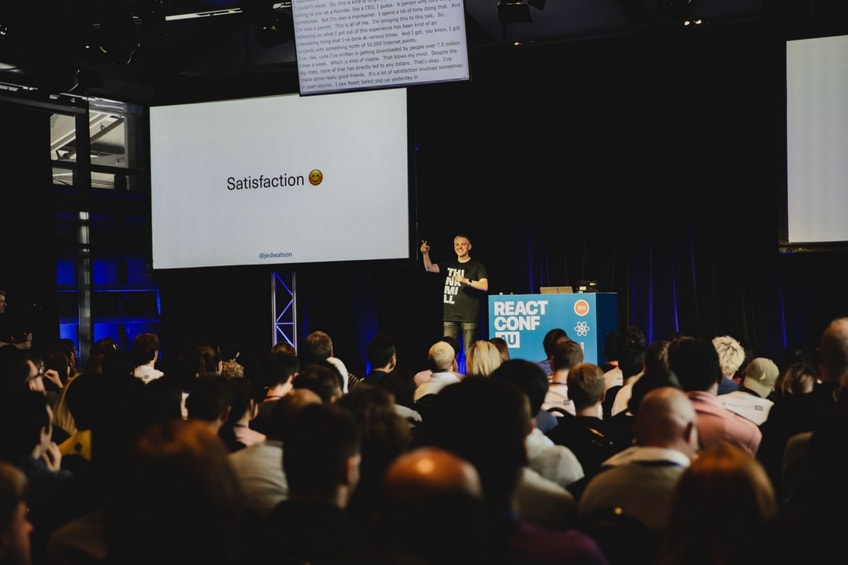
left=541, top=338, right=585, bottom=416
left=490, top=359, right=584, bottom=491
left=489, top=337, right=511, bottom=364
left=185, top=373, right=234, bottom=438
left=414, top=376, right=609, bottom=564
left=195, top=342, right=223, bottom=376
left=464, top=339, right=503, bottom=378
left=577, top=387, right=698, bottom=565
left=656, top=441, right=780, bottom=565
left=301, top=330, right=355, bottom=393
left=371, top=446, right=485, bottom=565
left=667, top=335, right=762, bottom=455
left=537, top=328, right=569, bottom=376
left=778, top=316, right=848, bottom=560
left=0, top=461, right=32, bottom=565
left=292, top=362, right=344, bottom=403
left=0, top=388, right=72, bottom=565
left=104, top=418, right=245, bottom=565
left=224, top=377, right=266, bottom=449
left=757, top=359, right=821, bottom=501
left=242, top=402, right=366, bottom=564
left=364, top=334, right=397, bottom=387
left=711, top=334, right=746, bottom=395
left=229, top=388, right=322, bottom=521
left=601, top=325, right=646, bottom=418
left=608, top=337, right=672, bottom=419
left=130, top=332, right=164, bottom=385
left=546, top=362, right=625, bottom=496
left=413, top=339, right=461, bottom=405
left=718, top=356, right=778, bottom=425
left=335, top=383, right=413, bottom=526
left=10, top=317, right=848, bottom=565
left=413, top=335, right=464, bottom=386
left=251, top=348, right=299, bottom=434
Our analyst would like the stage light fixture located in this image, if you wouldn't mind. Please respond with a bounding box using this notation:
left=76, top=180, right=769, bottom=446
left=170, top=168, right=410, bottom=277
left=240, top=0, right=291, bottom=47
left=498, top=0, right=532, bottom=23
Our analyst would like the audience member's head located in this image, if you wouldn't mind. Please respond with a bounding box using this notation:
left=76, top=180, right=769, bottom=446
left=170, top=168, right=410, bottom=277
left=543, top=328, right=570, bottom=360
left=263, top=389, right=323, bottom=445
left=774, top=361, right=817, bottom=397
left=490, top=358, right=549, bottom=418
left=418, top=376, right=531, bottom=516
left=465, top=340, right=503, bottom=377
left=628, top=360, right=682, bottom=417
left=131, top=332, right=160, bottom=367
left=815, top=316, right=848, bottom=386
left=283, top=402, right=362, bottom=503
left=195, top=342, right=223, bottom=376
left=292, top=362, right=343, bottom=403
left=602, top=330, right=620, bottom=366
left=367, top=334, right=397, bottom=372
left=335, top=383, right=413, bottom=521
left=633, top=386, right=698, bottom=456
left=0, top=461, right=31, bottom=565
left=567, top=362, right=606, bottom=411
left=301, top=330, right=335, bottom=364
left=439, top=336, right=462, bottom=368
left=335, top=383, right=412, bottom=455
left=375, top=447, right=485, bottom=565
left=741, top=357, right=779, bottom=398
left=711, top=335, right=747, bottom=379
left=658, top=441, right=778, bottom=565
left=427, top=340, right=456, bottom=373
left=104, top=418, right=245, bottom=565
left=489, top=337, right=510, bottom=363
left=617, top=325, right=647, bottom=379
left=550, top=338, right=585, bottom=373
left=262, top=349, right=300, bottom=393
left=185, top=374, right=233, bottom=431
left=667, top=336, right=722, bottom=393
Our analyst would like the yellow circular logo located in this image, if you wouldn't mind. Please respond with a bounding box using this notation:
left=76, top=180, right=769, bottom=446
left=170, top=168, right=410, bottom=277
left=308, top=169, right=323, bottom=186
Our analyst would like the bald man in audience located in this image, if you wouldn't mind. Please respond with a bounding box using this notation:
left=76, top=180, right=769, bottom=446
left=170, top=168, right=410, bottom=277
left=578, top=386, right=699, bottom=532
left=372, top=447, right=485, bottom=565
left=576, top=386, right=698, bottom=565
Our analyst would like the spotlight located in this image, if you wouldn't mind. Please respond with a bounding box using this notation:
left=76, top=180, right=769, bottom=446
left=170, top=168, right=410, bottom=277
left=88, top=3, right=140, bottom=65
left=240, top=0, right=292, bottom=47
left=498, top=0, right=532, bottom=23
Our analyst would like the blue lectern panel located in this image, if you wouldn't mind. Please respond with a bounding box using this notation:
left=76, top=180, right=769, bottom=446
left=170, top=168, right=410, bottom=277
left=488, top=293, right=618, bottom=365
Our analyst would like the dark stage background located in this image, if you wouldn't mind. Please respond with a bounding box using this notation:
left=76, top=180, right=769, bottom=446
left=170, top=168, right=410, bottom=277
left=5, top=23, right=847, bottom=377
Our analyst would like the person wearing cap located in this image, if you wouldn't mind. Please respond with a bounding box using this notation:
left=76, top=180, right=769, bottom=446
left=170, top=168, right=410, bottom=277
left=718, top=357, right=779, bottom=425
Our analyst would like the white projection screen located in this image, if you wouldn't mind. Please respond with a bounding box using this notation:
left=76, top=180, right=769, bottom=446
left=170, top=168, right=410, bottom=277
left=149, top=88, right=411, bottom=270
left=785, top=34, right=848, bottom=246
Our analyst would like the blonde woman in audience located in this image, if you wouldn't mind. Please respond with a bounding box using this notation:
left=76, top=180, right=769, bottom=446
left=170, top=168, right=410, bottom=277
left=711, top=335, right=746, bottom=395
left=657, top=441, right=779, bottom=565
left=465, top=340, right=503, bottom=378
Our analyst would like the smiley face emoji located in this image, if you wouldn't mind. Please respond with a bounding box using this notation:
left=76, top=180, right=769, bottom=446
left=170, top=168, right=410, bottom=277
left=308, top=169, right=323, bottom=186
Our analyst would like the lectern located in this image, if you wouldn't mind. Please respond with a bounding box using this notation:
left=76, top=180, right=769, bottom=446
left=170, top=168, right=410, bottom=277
left=488, top=292, right=618, bottom=365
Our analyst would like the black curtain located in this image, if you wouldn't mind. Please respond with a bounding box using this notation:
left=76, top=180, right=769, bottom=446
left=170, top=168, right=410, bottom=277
left=0, top=102, right=57, bottom=349
left=292, top=25, right=848, bottom=374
